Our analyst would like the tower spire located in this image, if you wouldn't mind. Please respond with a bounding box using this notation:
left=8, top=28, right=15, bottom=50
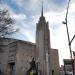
left=41, top=0, right=43, bottom=17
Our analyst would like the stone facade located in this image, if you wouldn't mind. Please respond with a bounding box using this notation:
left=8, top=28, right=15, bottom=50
left=14, top=40, right=36, bottom=75
left=36, top=12, right=51, bottom=75
left=0, top=38, right=59, bottom=75
left=0, top=38, right=36, bottom=75
left=50, top=49, right=60, bottom=75
left=0, top=38, right=17, bottom=75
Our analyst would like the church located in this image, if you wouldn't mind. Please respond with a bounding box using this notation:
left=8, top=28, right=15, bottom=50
left=0, top=4, right=60, bottom=75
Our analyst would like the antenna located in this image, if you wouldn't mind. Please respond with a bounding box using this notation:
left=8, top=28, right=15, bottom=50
left=41, top=0, right=43, bottom=17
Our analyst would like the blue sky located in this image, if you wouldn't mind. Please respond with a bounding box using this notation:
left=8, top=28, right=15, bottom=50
left=0, top=0, right=75, bottom=66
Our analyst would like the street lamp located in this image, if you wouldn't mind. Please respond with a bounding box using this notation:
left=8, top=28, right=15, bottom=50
left=62, top=0, right=74, bottom=75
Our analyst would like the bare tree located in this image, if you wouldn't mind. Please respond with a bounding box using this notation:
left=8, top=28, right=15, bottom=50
left=0, top=9, right=16, bottom=37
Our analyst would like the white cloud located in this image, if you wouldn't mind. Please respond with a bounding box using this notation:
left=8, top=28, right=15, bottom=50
left=12, top=0, right=68, bottom=15
left=45, top=11, right=66, bottom=25
left=44, top=2, right=75, bottom=65
left=0, top=2, right=27, bottom=21
left=19, top=28, right=35, bottom=43
left=11, top=14, right=27, bottom=20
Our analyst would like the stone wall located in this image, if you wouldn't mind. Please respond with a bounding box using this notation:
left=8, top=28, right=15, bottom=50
left=0, top=38, right=17, bottom=74
left=0, top=38, right=36, bottom=75
left=0, top=38, right=60, bottom=75
left=15, top=40, right=36, bottom=75
left=50, top=49, right=60, bottom=75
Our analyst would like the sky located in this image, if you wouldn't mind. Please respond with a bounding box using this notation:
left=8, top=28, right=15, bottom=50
left=0, top=0, right=75, bottom=66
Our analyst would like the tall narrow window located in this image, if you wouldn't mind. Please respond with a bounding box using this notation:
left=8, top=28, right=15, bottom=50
left=8, top=62, right=15, bottom=74
left=52, top=70, right=54, bottom=75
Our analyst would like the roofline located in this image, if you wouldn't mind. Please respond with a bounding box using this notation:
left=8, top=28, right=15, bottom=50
left=0, top=37, right=36, bottom=46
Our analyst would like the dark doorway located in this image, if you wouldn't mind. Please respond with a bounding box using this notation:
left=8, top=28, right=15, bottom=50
left=8, top=62, right=15, bottom=74
left=52, top=70, right=54, bottom=75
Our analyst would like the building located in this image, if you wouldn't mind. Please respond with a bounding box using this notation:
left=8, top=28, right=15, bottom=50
left=63, top=59, right=75, bottom=75
left=0, top=4, right=60, bottom=75
left=59, top=59, right=75, bottom=75
left=59, top=65, right=65, bottom=75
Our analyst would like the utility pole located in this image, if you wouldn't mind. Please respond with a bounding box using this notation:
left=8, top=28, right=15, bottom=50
left=62, top=0, right=74, bottom=75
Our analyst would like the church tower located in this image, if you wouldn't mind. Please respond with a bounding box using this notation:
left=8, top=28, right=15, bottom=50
left=36, top=2, right=51, bottom=75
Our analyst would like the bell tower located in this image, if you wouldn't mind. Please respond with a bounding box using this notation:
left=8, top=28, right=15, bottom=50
left=36, top=1, right=51, bottom=75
